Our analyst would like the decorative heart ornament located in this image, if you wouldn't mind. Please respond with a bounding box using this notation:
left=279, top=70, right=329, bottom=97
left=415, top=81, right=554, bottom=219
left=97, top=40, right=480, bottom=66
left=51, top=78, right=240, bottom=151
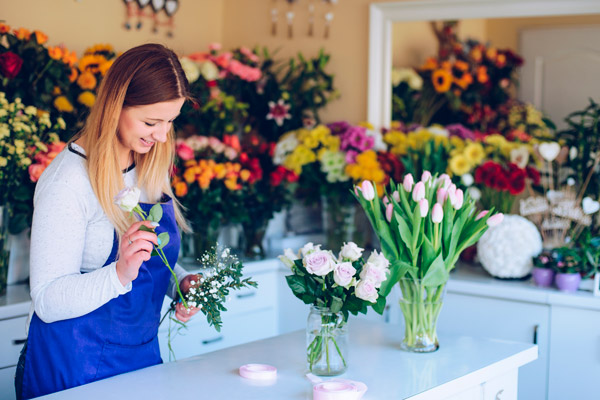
left=165, top=0, right=178, bottom=16
left=538, top=142, right=561, bottom=162
left=582, top=197, right=600, bottom=214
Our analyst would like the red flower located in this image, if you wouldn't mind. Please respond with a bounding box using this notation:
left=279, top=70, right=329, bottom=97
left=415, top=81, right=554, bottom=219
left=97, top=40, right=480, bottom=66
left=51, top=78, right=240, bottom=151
left=223, top=134, right=241, bottom=152
left=526, top=166, right=540, bottom=185
left=285, top=169, right=299, bottom=183
left=175, top=142, right=194, bottom=161
left=508, top=168, right=526, bottom=195
left=377, top=151, right=404, bottom=184
left=0, top=51, right=23, bottom=79
left=475, top=161, right=502, bottom=187
left=270, top=167, right=285, bottom=187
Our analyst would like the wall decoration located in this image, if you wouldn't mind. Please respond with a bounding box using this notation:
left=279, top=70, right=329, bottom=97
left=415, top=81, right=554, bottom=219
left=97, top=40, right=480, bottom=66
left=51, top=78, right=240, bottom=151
left=122, top=0, right=179, bottom=37
left=271, top=0, right=278, bottom=36
left=323, top=0, right=337, bottom=39
left=269, top=0, right=338, bottom=39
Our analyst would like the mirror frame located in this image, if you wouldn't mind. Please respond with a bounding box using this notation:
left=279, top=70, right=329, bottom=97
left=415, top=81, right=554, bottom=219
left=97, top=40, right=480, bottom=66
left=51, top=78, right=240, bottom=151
left=368, top=0, right=600, bottom=129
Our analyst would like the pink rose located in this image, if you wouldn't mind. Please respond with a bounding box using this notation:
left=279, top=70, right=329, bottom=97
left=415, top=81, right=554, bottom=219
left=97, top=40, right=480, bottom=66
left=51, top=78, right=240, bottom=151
left=176, top=142, right=195, bottom=161
left=359, top=263, right=386, bottom=287
left=334, top=262, right=356, bottom=287
left=355, top=279, right=378, bottom=303
left=28, top=163, right=45, bottom=183
left=304, top=250, right=335, bottom=276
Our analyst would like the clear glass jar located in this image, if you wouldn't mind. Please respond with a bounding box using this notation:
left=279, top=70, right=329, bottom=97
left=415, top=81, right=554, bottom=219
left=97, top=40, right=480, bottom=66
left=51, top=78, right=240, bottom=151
left=306, top=305, right=348, bottom=376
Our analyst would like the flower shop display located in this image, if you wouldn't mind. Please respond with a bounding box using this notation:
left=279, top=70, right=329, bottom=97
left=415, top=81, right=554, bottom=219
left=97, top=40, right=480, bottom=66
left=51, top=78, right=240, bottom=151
left=163, top=244, right=256, bottom=360
left=476, top=214, right=542, bottom=279
left=279, top=242, right=390, bottom=375
left=353, top=175, right=503, bottom=352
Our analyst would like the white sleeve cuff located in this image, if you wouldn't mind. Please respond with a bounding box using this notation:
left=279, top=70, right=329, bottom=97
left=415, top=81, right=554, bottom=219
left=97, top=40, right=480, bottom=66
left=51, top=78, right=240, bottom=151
left=109, top=262, right=132, bottom=294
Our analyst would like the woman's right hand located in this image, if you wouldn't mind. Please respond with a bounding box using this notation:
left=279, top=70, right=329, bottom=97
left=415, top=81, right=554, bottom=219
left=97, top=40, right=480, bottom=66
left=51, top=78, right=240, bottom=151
left=115, top=221, right=159, bottom=286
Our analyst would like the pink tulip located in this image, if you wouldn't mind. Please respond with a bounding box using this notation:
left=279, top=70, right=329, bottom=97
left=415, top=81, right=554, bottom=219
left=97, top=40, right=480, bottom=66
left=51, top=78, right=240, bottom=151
left=487, top=213, right=504, bottom=227
left=412, top=181, right=425, bottom=202
left=432, top=203, right=443, bottom=223
left=421, top=170, right=432, bottom=182
left=419, top=199, right=429, bottom=218
left=437, top=188, right=448, bottom=205
left=476, top=210, right=489, bottom=220
left=453, top=189, right=464, bottom=210
left=392, top=191, right=400, bottom=203
left=386, top=203, right=393, bottom=222
left=354, top=186, right=360, bottom=197
left=383, top=196, right=390, bottom=206
left=447, top=184, right=457, bottom=205
left=436, top=174, right=451, bottom=190
left=403, top=174, right=414, bottom=192
left=361, top=180, right=375, bottom=201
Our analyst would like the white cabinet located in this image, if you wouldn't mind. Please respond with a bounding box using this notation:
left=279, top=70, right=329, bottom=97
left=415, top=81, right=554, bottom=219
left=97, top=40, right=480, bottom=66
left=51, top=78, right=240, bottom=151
left=438, top=293, right=549, bottom=400
left=548, top=306, right=600, bottom=400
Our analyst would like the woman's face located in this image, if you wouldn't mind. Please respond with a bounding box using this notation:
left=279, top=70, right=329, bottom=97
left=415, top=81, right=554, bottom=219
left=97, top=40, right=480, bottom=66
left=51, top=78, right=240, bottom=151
left=117, top=97, right=185, bottom=156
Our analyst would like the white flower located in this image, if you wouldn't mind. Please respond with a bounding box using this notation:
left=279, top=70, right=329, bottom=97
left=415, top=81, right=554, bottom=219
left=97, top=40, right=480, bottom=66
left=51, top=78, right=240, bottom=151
left=303, top=250, right=335, bottom=276
left=367, top=249, right=390, bottom=272
left=355, top=279, right=378, bottom=303
left=301, top=242, right=321, bottom=257
left=333, top=262, right=356, bottom=287
left=467, top=186, right=482, bottom=201
left=339, top=242, right=364, bottom=261
left=279, top=248, right=299, bottom=268
left=510, top=146, right=530, bottom=169
left=200, top=60, right=220, bottom=81
left=391, top=67, right=423, bottom=90
left=359, top=262, right=386, bottom=288
left=114, top=187, right=141, bottom=212
left=426, top=125, right=449, bottom=137
left=179, top=57, right=200, bottom=83
left=461, top=173, right=474, bottom=187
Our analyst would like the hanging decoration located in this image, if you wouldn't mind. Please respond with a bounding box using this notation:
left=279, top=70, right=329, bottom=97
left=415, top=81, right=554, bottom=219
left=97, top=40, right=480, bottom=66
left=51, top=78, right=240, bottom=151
left=271, top=0, right=278, bottom=36
left=286, top=0, right=297, bottom=39
left=323, top=0, right=337, bottom=39
left=268, top=0, right=338, bottom=39
left=122, top=0, right=179, bottom=37
left=308, top=1, right=315, bottom=37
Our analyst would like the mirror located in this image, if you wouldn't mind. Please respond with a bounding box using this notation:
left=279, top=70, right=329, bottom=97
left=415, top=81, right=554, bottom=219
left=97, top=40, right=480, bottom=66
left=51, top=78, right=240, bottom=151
left=368, top=0, right=600, bottom=129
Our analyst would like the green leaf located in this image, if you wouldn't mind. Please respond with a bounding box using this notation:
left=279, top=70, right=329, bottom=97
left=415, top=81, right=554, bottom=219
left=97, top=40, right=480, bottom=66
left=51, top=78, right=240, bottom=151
left=139, top=225, right=154, bottom=233
left=286, top=275, right=307, bottom=296
left=422, top=254, right=449, bottom=287
left=157, top=232, right=170, bottom=249
left=379, top=260, right=412, bottom=296
left=330, top=296, right=343, bottom=313
left=372, top=295, right=387, bottom=315
left=148, top=204, right=163, bottom=223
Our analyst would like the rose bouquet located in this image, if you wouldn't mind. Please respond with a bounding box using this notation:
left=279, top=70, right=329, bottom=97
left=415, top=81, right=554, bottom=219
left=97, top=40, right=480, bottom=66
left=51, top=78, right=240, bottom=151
left=353, top=174, right=502, bottom=352
left=279, top=241, right=390, bottom=375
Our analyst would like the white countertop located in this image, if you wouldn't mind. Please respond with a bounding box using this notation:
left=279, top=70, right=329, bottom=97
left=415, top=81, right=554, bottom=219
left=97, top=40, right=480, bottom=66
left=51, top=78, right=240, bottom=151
left=449, top=263, right=600, bottom=311
left=37, top=320, right=537, bottom=400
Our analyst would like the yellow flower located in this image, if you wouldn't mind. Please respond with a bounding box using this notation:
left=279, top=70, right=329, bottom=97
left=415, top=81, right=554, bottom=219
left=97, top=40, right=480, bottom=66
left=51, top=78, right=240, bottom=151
left=484, top=134, right=507, bottom=148
left=303, top=135, right=319, bottom=149
left=84, top=44, right=114, bottom=55
left=78, top=54, right=107, bottom=74
left=323, top=135, right=340, bottom=151
left=358, top=121, right=374, bottom=130
left=77, top=71, right=97, bottom=90
left=463, top=142, right=486, bottom=166
left=312, top=125, right=330, bottom=142
left=99, top=59, right=114, bottom=76
left=0, top=157, right=7, bottom=167
left=77, top=91, right=96, bottom=108
left=54, top=96, right=74, bottom=113
left=448, top=154, right=471, bottom=176
left=450, top=136, right=465, bottom=151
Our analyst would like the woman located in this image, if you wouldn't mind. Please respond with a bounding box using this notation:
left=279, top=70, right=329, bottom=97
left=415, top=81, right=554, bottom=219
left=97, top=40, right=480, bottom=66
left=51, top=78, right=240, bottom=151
left=15, top=43, right=200, bottom=399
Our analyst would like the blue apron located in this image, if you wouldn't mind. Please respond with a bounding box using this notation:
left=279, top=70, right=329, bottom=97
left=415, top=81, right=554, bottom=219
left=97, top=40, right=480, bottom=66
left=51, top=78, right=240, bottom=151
left=20, top=196, right=180, bottom=399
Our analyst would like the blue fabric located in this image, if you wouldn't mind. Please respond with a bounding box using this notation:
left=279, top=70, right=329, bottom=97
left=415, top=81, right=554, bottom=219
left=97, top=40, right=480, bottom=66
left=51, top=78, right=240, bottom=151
left=20, top=197, right=181, bottom=399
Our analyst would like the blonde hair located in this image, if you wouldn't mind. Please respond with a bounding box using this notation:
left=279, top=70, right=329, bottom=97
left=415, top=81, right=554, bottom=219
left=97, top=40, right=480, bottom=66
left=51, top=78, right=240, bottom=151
left=71, top=44, right=191, bottom=235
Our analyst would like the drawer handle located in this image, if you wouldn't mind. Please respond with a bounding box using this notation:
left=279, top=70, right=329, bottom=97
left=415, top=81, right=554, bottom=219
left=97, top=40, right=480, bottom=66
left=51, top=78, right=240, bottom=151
left=202, top=336, right=224, bottom=345
left=13, top=338, right=27, bottom=346
left=495, top=388, right=504, bottom=400
left=533, top=324, right=539, bottom=345
left=236, top=292, right=256, bottom=299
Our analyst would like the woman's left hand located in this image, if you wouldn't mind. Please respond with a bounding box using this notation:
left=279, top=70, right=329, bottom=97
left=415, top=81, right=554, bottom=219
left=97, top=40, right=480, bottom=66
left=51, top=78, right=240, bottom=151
left=175, top=274, right=202, bottom=323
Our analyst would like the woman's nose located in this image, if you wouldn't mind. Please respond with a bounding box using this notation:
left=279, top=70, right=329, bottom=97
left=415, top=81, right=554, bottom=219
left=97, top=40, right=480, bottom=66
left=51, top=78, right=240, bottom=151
left=152, top=124, right=170, bottom=143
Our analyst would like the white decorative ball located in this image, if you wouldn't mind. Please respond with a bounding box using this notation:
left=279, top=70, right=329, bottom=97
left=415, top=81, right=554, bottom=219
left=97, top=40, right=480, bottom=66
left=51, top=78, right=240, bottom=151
left=477, top=214, right=542, bottom=279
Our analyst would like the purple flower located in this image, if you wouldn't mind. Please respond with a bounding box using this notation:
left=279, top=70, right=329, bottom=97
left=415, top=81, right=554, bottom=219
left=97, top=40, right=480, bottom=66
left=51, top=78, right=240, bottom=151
left=345, top=150, right=359, bottom=164
left=447, top=124, right=476, bottom=140
left=327, top=121, right=351, bottom=135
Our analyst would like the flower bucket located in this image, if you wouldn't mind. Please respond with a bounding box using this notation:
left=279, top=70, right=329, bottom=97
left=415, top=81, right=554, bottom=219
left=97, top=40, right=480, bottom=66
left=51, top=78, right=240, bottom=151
left=532, top=267, right=554, bottom=288
left=306, top=305, right=348, bottom=376
left=398, top=279, right=446, bottom=353
left=555, top=272, right=581, bottom=293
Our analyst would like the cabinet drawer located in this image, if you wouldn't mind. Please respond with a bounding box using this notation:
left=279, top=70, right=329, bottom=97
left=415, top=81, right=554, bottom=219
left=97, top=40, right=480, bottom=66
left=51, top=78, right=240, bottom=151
left=0, top=317, right=27, bottom=368
left=0, top=365, right=17, bottom=400
left=158, top=307, right=277, bottom=361
left=224, top=271, right=276, bottom=315
left=483, top=369, right=518, bottom=400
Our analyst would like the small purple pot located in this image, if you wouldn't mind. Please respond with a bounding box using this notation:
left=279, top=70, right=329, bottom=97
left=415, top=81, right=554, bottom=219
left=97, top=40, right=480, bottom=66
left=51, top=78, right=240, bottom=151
left=555, top=273, right=582, bottom=293
left=532, top=267, right=555, bottom=288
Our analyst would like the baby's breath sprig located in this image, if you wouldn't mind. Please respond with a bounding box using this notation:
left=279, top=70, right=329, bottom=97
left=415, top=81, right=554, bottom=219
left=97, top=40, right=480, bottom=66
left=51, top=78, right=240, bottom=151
left=162, top=244, right=257, bottom=360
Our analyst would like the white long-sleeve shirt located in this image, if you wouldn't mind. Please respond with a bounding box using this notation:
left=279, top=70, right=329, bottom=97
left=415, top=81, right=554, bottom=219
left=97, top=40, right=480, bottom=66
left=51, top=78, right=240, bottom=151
left=27, top=142, right=187, bottom=330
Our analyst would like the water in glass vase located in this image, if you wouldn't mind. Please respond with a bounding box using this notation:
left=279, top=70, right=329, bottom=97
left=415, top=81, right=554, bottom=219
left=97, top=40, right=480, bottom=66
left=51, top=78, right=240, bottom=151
left=306, top=305, right=348, bottom=376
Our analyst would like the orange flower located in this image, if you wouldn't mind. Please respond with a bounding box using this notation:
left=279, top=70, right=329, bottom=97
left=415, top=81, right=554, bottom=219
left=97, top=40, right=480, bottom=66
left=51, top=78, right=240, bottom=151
left=224, top=178, right=241, bottom=191
left=33, top=30, right=48, bottom=45
left=454, top=72, right=473, bottom=90
left=198, top=174, right=212, bottom=189
left=470, top=46, right=483, bottom=63
left=477, top=66, right=489, bottom=84
left=486, top=47, right=497, bottom=61
left=454, top=60, right=469, bottom=72
left=99, top=59, right=114, bottom=76
left=78, top=54, right=106, bottom=74
left=77, top=71, right=97, bottom=90
left=440, top=61, right=452, bottom=71
left=174, top=181, right=188, bottom=197
left=420, top=57, right=437, bottom=70
left=0, top=23, right=10, bottom=34
left=214, top=163, right=227, bottom=179
left=496, top=54, right=506, bottom=68
left=52, top=86, right=61, bottom=95
left=47, top=46, right=63, bottom=61
left=432, top=69, right=453, bottom=93
left=14, top=27, right=31, bottom=40
left=240, top=169, right=251, bottom=182
left=62, top=50, right=77, bottom=67
left=183, top=168, right=197, bottom=184
left=69, top=67, right=78, bottom=83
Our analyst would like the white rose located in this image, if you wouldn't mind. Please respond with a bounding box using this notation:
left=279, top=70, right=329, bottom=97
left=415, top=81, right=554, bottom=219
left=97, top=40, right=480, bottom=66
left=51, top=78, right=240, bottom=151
left=179, top=57, right=200, bottom=83
left=339, top=242, right=364, bottom=262
left=334, top=262, right=356, bottom=287
left=359, top=262, right=387, bottom=288
left=366, top=250, right=390, bottom=272
left=301, top=242, right=321, bottom=257
left=200, top=60, right=220, bottom=81
left=114, top=187, right=141, bottom=212
left=355, top=279, right=378, bottom=303
left=304, top=250, right=335, bottom=276
left=279, top=248, right=299, bottom=268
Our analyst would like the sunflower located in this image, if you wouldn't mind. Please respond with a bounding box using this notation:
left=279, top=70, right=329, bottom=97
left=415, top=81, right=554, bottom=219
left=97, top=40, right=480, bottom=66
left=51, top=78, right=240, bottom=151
left=432, top=69, right=453, bottom=93
left=99, top=59, right=114, bottom=76
left=77, top=91, right=96, bottom=108
left=77, top=71, right=97, bottom=90
left=84, top=44, right=114, bottom=56
left=54, top=96, right=73, bottom=112
left=79, top=54, right=107, bottom=74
